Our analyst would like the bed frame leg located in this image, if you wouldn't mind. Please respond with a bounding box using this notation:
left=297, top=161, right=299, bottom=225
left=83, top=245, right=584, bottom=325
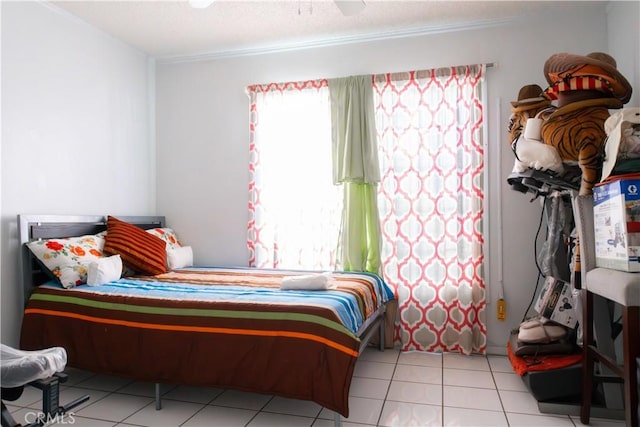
left=333, top=411, right=342, bottom=427
left=379, top=316, right=385, bottom=352
left=155, top=383, right=162, bottom=410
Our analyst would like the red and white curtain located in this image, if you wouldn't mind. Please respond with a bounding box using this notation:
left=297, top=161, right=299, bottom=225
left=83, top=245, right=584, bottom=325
left=373, top=66, right=487, bottom=354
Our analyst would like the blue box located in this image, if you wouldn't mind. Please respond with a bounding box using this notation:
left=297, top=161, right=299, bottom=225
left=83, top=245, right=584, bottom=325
left=593, top=176, right=640, bottom=272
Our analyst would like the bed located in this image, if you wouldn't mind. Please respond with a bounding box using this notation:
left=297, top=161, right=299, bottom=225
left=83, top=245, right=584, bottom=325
left=17, top=214, right=395, bottom=422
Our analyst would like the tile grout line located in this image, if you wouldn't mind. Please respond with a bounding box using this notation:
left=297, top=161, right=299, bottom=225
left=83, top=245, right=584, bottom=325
left=374, top=348, right=401, bottom=426
left=177, top=389, right=227, bottom=427
left=488, top=357, right=511, bottom=426
left=441, top=353, right=445, bottom=426
left=109, top=379, right=157, bottom=426
left=241, top=394, right=275, bottom=427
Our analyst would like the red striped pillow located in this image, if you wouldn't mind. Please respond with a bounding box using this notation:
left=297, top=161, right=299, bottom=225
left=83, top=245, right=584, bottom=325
left=103, top=216, right=167, bottom=275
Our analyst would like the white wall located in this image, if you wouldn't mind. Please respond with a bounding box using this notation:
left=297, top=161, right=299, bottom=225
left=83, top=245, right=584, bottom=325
left=156, top=3, right=628, bottom=354
left=1, top=2, right=155, bottom=346
left=608, top=1, right=640, bottom=109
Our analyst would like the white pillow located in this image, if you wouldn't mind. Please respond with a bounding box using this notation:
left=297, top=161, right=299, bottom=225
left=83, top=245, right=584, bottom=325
left=167, top=246, right=193, bottom=270
left=280, top=273, right=336, bottom=290
left=87, top=255, right=123, bottom=286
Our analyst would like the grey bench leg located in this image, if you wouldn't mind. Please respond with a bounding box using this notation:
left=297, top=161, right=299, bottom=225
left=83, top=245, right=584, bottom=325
left=155, top=383, right=162, bottom=410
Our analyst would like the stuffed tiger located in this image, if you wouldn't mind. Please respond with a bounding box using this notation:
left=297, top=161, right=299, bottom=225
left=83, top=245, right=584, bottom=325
left=539, top=102, right=612, bottom=195
left=518, top=52, right=632, bottom=195
left=506, top=110, right=526, bottom=145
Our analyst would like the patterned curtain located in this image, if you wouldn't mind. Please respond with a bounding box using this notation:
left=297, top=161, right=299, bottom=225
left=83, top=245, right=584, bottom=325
left=246, top=80, right=342, bottom=270
left=373, top=65, right=487, bottom=354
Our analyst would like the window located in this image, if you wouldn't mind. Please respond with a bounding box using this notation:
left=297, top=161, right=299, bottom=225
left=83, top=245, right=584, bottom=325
left=247, top=65, right=486, bottom=354
left=247, top=80, right=342, bottom=270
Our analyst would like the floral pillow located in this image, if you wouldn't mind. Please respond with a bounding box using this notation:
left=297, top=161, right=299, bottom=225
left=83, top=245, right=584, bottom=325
left=146, top=228, right=183, bottom=251
left=26, top=232, right=106, bottom=288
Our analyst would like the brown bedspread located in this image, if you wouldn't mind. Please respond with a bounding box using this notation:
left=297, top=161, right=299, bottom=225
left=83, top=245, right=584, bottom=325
left=20, top=268, right=393, bottom=416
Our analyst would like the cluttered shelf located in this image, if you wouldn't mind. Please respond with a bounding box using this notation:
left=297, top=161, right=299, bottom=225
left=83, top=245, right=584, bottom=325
left=503, top=51, right=639, bottom=425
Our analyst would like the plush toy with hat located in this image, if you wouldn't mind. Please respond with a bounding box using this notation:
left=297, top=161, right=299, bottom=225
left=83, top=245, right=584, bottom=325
left=508, top=84, right=553, bottom=143
left=507, top=84, right=564, bottom=174
left=539, top=51, right=632, bottom=195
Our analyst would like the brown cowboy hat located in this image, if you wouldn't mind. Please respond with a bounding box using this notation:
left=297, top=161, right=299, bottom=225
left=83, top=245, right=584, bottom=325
left=544, top=52, right=632, bottom=104
left=511, top=84, right=552, bottom=112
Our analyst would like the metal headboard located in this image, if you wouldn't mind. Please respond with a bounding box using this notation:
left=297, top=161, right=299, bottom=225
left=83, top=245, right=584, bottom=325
left=18, top=214, right=166, bottom=306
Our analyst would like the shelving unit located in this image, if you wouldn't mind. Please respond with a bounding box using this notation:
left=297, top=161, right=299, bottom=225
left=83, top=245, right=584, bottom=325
left=507, top=168, right=625, bottom=421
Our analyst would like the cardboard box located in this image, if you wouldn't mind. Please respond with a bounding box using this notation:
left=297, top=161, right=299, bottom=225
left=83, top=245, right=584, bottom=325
left=593, top=175, right=640, bottom=272
left=534, top=277, right=578, bottom=328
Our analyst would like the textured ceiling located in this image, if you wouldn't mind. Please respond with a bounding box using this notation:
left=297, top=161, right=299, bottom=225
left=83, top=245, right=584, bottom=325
left=49, top=1, right=601, bottom=61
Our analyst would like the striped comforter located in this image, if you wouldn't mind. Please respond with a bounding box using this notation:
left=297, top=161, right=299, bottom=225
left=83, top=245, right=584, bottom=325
left=20, top=267, right=394, bottom=417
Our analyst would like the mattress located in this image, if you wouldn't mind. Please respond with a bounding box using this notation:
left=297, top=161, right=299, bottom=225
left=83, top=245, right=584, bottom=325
left=20, top=267, right=394, bottom=416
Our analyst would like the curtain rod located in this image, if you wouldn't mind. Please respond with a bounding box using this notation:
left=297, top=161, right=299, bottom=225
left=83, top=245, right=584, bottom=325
left=486, top=63, right=496, bottom=68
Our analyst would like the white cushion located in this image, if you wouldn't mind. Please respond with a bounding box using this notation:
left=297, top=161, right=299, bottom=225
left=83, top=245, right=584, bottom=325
left=87, top=255, right=123, bottom=286
left=586, top=268, right=640, bottom=307
left=167, top=246, right=193, bottom=270
left=280, top=273, right=335, bottom=290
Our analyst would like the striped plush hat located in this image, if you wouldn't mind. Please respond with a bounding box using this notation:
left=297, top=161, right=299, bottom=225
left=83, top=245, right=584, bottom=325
left=543, top=52, right=632, bottom=104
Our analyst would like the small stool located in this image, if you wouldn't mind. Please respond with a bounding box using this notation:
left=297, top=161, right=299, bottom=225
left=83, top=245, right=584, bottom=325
left=574, top=195, right=640, bottom=427
left=0, top=345, right=89, bottom=427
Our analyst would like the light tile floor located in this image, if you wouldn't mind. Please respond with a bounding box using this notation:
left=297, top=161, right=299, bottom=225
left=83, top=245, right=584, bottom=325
left=3, top=348, right=627, bottom=427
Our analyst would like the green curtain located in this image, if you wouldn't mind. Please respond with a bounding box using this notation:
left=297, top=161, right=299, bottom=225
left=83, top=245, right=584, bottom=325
left=329, top=75, right=382, bottom=274
left=337, top=182, right=382, bottom=273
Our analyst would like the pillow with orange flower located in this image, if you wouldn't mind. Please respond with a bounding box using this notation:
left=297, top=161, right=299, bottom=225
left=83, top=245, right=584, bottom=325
left=26, top=232, right=111, bottom=288
left=145, top=228, right=182, bottom=250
